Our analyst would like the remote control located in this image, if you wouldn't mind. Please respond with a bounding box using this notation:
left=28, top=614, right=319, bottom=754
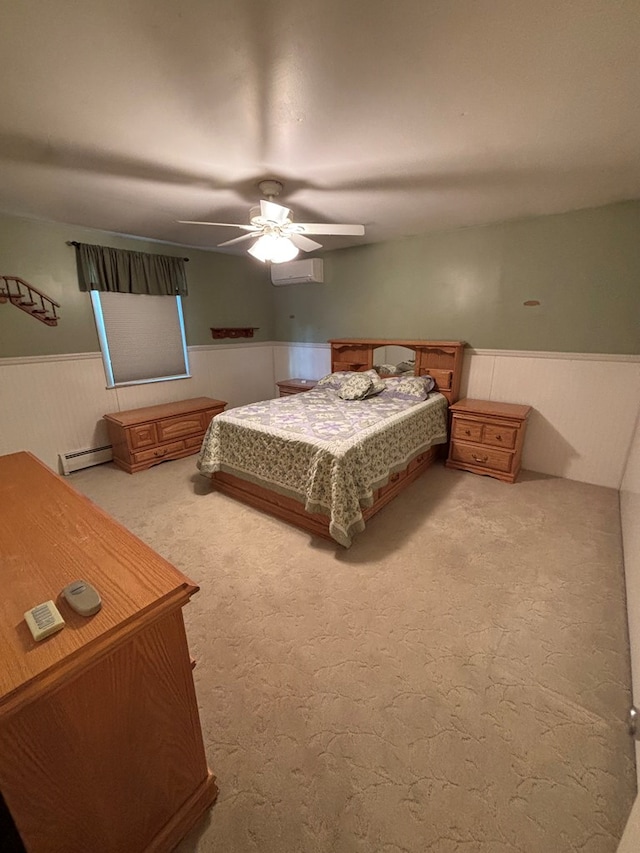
left=62, top=580, right=102, bottom=616
left=24, top=600, right=66, bottom=641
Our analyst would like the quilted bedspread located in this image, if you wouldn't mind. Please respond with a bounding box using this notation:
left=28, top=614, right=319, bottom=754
left=197, top=387, right=448, bottom=546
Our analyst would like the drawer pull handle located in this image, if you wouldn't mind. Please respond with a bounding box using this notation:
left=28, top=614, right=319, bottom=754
left=464, top=429, right=471, bottom=436
left=496, top=434, right=502, bottom=441
left=390, top=473, right=400, bottom=483
left=472, top=454, right=489, bottom=464
left=154, top=449, right=167, bottom=457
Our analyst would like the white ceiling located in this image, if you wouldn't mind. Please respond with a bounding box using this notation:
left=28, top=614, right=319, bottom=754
left=1, top=0, right=639, bottom=254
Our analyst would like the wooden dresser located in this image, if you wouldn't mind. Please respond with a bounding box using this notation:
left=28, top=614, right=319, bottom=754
left=276, top=378, right=318, bottom=397
left=446, top=398, right=532, bottom=483
left=0, top=451, right=217, bottom=853
left=104, top=396, right=226, bottom=473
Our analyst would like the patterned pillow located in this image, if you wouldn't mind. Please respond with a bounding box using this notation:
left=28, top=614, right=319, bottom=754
left=382, top=375, right=436, bottom=400
left=362, top=369, right=386, bottom=397
left=316, top=371, right=355, bottom=390
left=338, top=373, right=374, bottom=400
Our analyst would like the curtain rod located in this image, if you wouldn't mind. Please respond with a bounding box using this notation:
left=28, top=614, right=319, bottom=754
left=66, top=241, right=189, bottom=261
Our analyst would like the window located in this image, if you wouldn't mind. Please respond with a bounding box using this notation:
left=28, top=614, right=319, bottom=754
left=91, top=291, right=190, bottom=388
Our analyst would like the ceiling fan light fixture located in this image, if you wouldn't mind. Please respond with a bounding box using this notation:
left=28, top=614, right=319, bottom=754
left=180, top=180, right=364, bottom=260
left=270, top=237, right=299, bottom=264
left=247, top=234, right=299, bottom=264
left=247, top=235, right=275, bottom=262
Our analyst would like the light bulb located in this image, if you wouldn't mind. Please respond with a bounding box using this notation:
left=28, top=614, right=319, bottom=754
left=248, top=234, right=279, bottom=263
left=247, top=234, right=300, bottom=264
left=269, top=238, right=299, bottom=263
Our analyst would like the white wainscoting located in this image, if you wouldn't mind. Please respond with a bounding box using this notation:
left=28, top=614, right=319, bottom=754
left=621, top=410, right=640, bottom=784
left=2, top=343, right=639, bottom=487
left=274, top=343, right=640, bottom=490
left=272, top=341, right=332, bottom=386
left=462, top=349, right=640, bottom=489
left=0, top=344, right=276, bottom=472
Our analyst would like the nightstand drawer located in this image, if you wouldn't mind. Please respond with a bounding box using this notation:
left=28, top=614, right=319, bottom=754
left=482, top=423, right=517, bottom=450
left=452, top=418, right=483, bottom=443
left=450, top=441, right=513, bottom=474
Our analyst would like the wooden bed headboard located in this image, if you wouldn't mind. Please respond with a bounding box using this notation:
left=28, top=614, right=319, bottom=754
left=328, top=339, right=466, bottom=404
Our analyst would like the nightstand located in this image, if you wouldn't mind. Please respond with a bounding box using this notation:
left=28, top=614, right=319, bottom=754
left=276, top=379, right=318, bottom=397
left=446, top=398, right=532, bottom=483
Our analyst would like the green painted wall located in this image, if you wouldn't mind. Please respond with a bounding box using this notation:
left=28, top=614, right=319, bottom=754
left=2, top=202, right=639, bottom=358
left=273, top=202, right=640, bottom=353
left=0, top=214, right=273, bottom=358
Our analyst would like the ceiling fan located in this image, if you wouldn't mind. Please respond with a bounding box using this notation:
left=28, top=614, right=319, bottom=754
left=179, top=179, right=365, bottom=263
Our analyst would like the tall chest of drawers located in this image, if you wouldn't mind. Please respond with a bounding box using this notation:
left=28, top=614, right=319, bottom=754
left=104, top=396, right=226, bottom=474
left=446, top=398, right=532, bottom=483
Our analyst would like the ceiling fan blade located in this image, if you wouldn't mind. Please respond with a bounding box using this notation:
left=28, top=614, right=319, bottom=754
left=217, top=233, right=258, bottom=248
left=288, top=233, right=323, bottom=252
left=294, top=223, right=365, bottom=236
left=260, top=200, right=291, bottom=224
left=178, top=220, right=257, bottom=231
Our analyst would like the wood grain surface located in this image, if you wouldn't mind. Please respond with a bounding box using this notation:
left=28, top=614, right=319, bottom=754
left=0, top=451, right=217, bottom=852
left=0, top=451, right=197, bottom=711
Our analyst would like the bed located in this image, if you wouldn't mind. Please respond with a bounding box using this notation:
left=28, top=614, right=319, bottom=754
left=198, top=339, right=465, bottom=546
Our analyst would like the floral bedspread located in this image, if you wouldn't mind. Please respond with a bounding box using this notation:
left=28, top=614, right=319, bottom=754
left=197, top=387, right=448, bottom=547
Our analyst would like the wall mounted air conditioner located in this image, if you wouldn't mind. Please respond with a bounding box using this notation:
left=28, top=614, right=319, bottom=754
left=271, top=258, right=324, bottom=286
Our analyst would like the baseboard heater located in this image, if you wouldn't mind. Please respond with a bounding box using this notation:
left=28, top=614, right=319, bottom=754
left=59, top=445, right=113, bottom=475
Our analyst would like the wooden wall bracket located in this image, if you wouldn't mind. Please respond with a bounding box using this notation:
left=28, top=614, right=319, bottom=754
left=210, top=327, right=259, bottom=339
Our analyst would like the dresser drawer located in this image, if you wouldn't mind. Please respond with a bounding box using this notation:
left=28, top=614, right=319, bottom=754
left=407, top=449, right=433, bottom=474
left=450, top=441, right=513, bottom=474
left=157, top=414, right=204, bottom=442
left=482, top=423, right=517, bottom=450
left=132, top=440, right=185, bottom=465
left=377, top=468, right=407, bottom=499
left=129, top=423, right=158, bottom=450
left=184, top=434, right=204, bottom=450
left=452, top=418, right=483, bottom=443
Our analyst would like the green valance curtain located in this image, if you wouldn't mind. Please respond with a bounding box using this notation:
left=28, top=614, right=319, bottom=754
left=76, top=243, right=188, bottom=296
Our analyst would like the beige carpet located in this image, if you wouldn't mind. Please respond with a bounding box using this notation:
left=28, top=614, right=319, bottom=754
left=71, top=458, right=636, bottom=853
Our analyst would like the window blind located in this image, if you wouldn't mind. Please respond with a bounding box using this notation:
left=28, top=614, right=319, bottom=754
left=92, top=292, right=190, bottom=386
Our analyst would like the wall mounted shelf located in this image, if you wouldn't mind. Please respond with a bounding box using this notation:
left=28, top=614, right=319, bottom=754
left=210, top=327, right=259, bottom=339
left=0, top=276, right=60, bottom=326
